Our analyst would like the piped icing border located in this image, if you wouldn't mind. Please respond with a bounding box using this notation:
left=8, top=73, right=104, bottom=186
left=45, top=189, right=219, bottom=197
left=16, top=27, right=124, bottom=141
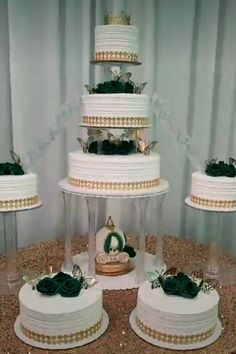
left=82, top=116, right=149, bottom=127
left=136, top=316, right=216, bottom=344
left=0, top=196, right=38, bottom=209
left=68, top=177, right=159, bottom=191
left=191, top=195, right=236, bottom=209
left=20, top=316, right=103, bottom=345
left=95, top=51, right=138, bottom=62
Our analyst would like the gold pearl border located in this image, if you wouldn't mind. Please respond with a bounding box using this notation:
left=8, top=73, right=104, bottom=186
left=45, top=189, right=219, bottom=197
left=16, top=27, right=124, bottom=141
left=82, top=116, right=149, bottom=128
left=20, top=316, right=103, bottom=344
left=136, top=317, right=216, bottom=344
left=68, top=178, right=160, bottom=191
left=0, top=196, right=38, bottom=210
left=191, top=195, right=236, bottom=208
left=95, top=51, right=138, bottom=62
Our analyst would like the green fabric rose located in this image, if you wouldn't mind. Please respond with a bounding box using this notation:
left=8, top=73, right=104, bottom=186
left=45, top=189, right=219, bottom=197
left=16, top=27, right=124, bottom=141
left=94, top=80, right=135, bottom=94
left=180, top=279, right=200, bottom=298
left=205, top=160, right=236, bottom=177
left=52, top=272, right=72, bottom=283
left=123, top=245, right=136, bottom=258
left=59, top=278, right=82, bottom=297
left=0, top=162, right=25, bottom=175
left=160, top=276, right=181, bottom=295
left=36, top=277, right=59, bottom=296
left=222, top=163, right=236, bottom=177
left=175, top=272, right=189, bottom=281
left=205, top=162, right=223, bottom=177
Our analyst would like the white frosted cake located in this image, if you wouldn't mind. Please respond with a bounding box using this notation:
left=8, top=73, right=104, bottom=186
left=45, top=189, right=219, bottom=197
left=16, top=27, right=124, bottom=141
left=189, top=171, right=236, bottom=210
left=0, top=174, right=39, bottom=210
left=131, top=280, right=221, bottom=350
left=15, top=275, right=108, bottom=349
left=82, top=94, right=149, bottom=128
left=67, top=151, right=160, bottom=196
left=94, top=11, right=139, bottom=63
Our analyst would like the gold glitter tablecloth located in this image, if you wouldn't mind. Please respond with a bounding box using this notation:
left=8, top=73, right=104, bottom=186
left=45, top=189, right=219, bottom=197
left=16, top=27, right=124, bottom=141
left=1, top=236, right=236, bottom=354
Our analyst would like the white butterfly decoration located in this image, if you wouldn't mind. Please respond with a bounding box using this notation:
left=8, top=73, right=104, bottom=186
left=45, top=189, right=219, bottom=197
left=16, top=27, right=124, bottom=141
left=107, top=131, right=128, bottom=145
left=10, top=150, right=22, bottom=166
left=138, top=138, right=158, bottom=155
left=72, top=264, right=98, bottom=289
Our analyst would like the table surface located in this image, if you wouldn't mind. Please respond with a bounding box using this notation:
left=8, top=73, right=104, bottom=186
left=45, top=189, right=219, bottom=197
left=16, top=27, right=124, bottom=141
left=1, top=236, right=236, bottom=354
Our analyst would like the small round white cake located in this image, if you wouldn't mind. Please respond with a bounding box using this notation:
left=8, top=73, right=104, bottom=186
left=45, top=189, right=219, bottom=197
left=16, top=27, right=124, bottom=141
left=82, top=94, right=149, bottom=128
left=131, top=281, right=221, bottom=350
left=95, top=25, right=139, bottom=62
left=66, top=151, right=163, bottom=196
left=0, top=173, right=40, bottom=211
left=187, top=171, right=236, bottom=211
left=15, top=282, right=108, bottom=349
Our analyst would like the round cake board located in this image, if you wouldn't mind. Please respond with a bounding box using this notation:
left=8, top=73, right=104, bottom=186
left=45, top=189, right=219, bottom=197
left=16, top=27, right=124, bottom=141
left=14, top=310, right=109, bottom=350
left=185, top=197, right=236, bottom=213
left=72, top=252, right=166, bottom=290
left=0, top=201, right=43, bottom=213
left=59, top=178, right=169, bottom=198
left=129, top=309, right=222, bottom=351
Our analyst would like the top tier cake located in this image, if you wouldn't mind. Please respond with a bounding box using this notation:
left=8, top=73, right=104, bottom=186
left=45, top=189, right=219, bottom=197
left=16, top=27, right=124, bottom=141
left=94, top=11, right=139, bottom=63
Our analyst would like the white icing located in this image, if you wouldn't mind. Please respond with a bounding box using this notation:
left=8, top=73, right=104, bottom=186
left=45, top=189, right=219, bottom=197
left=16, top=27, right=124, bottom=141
left=68, top=151, right=160, bottom=187
left=137, top=281, right=219, bottom=336
left=19, top=282, right=103, bottom=336
left=82, top=94, right=149, bottom=126
left=95, top=25, right=138, bottom=54
left=0, top=173, right=38, bottom=200
left=191, top=171, right=236, bottom=201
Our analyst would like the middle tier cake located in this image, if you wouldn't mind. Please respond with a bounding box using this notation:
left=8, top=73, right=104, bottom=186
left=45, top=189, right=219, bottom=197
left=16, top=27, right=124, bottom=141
left=67, top=151, right=161, bottom=196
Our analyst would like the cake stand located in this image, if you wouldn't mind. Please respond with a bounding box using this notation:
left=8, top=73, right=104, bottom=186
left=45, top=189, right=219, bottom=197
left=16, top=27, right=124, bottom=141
left=185, top=197, right=236, bottom=286
left=59, top=178, right=169, bottom=288
left=0, top=201, right=42, bottom=294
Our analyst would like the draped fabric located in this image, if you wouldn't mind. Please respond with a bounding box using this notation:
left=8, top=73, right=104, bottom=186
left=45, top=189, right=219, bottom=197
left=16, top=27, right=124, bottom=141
left=0, top=0, right=235, bottom=254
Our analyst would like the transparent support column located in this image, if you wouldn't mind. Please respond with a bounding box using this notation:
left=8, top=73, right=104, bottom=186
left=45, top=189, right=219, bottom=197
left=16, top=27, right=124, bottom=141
left=86, top=196, right=97, bottom=278
left=62, top=191, right=74, bottom=272
left=155, top=194, right=167, bottom=272
left=136, top=197, right=149, bottom=285
left=0, top=212, right=21, bottom=294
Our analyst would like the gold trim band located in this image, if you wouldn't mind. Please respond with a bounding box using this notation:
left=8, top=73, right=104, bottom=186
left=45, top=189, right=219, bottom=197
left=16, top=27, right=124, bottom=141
left=20, top=316, right=103, bottom=344
left=95, top=51, right=138, bottom=62
left=68, top=178, right=160, bottom=191
left=82, top=116, right=149, bottom=128
left=191, top=195, right=236, bottom=208
left=136, top=317, right=216, bottom=344
left=0, top=196, right=38, bottom=209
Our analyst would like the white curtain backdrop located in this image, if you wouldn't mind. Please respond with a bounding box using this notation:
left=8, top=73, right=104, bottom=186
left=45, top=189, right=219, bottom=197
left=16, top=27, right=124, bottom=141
left=0, top=0, right=235, bottom=254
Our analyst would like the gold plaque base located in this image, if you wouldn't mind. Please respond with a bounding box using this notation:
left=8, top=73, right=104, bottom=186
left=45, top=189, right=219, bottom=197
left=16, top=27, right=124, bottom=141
left=96, top=260, right=134, bottom=276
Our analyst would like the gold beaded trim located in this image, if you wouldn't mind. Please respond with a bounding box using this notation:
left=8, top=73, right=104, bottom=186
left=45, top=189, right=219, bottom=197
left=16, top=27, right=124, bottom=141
left=82, top=116, right=148, bottom=127
left=0, top=196, right=38, bottom=209
left=136, top=317, right=216, bottom=344
left=95, top=51, right=138, bottom=62
left=191, top=195, right=236, bottom=208
left=20, top=317, right=103, bottom=344
left=68, top=178, right=160, bottom=191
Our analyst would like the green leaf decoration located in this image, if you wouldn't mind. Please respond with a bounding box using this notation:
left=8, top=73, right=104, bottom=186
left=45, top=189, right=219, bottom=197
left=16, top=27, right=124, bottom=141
left=104, top=232, right=124, bottom=253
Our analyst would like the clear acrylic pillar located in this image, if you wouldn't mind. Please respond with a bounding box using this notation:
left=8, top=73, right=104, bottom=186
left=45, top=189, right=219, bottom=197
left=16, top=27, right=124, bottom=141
left=0, top=212, right=21, bottom=294
left=136, top=197, right=149, bottom=284
left=86, top=196, right=97, bottom=278
left=155, top=194, right=167, bottom=272
left=62, top=191, right=74, bottom=272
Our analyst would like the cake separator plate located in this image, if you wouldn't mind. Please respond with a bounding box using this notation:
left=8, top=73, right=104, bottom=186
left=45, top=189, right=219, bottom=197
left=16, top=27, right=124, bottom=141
left=14, top=309, right=109, bottom=350
left=129, top=309, right=222, bottom=351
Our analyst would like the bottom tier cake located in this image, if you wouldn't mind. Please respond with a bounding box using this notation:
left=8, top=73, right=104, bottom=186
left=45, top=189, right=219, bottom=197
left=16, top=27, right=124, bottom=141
left=130, top=280, right=221, bottom=350
left=15, top=280, right=108, bottom=349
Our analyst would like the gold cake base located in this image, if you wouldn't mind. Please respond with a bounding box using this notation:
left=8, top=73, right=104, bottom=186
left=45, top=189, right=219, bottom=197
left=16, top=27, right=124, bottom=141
left=95, top=260, right=134, bottom=276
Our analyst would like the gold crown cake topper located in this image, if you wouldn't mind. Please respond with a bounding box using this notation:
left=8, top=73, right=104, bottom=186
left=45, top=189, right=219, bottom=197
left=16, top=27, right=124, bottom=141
left=104, top=11, right=131, bottom=25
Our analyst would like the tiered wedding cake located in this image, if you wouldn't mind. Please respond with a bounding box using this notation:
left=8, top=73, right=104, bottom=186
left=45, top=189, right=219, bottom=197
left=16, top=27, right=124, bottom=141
left=0, top=152, right=40, bottom=211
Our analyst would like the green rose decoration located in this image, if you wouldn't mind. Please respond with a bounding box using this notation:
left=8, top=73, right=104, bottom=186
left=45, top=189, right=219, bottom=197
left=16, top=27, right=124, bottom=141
left=205, top=159, right=236, bottom=177
left=222, top=163, right=236, bottom=177
left=36, top=277, right=59, bottom=296
left=205, top=162, right=223, bottom=177
left=59, top=278, right=82, bottom=298
left=88, top=141, right=98, bottom=154
left=180, top=279, right=200, bottom=299
left=0, top=162, right=25, bottom=175
left=175, top=272, right=189, bottom=281
left=160, top=276, right=181, bottom=295
left=123, top=245, right=136, bottom=258
left=94, top=80, right=135, bottom=94
left=53, top=272, right=72, bottom=283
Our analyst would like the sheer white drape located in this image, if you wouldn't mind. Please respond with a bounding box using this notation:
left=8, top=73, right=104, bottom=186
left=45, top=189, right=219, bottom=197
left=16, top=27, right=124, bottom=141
left=0, top=0, right=235, bottom=253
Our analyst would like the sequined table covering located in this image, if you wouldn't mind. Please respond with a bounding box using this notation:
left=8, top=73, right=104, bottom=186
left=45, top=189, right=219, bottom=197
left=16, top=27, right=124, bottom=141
left=0, top=236, right=236, bottom=354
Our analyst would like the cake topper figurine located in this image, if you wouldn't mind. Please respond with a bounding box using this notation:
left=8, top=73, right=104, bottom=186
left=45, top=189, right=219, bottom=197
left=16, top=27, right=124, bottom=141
left=104, top=11, right=131, bottom=25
